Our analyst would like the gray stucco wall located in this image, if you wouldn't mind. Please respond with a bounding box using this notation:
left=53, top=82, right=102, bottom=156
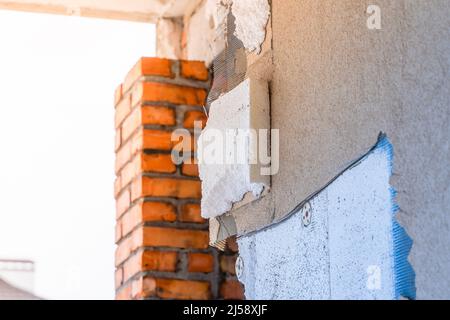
left=232, top=0, right=449, bottom=299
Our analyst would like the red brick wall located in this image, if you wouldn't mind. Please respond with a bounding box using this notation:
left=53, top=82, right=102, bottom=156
left=114, top=57, right=243, bottom=300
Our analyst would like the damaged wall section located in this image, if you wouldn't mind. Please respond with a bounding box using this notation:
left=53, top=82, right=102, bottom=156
left=231, top=0, right=270, bottom=53
left=237, top=135, right=415, bottom=300
left=226, top=0, right=450, bottom=299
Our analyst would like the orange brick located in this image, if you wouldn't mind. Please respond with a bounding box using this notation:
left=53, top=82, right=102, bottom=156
left=114, top=177, right=121, bottom=198
left=115, top=94, right=132, bottom=128
left=115, top=128, right=121, bottom=152
left=132, top=277, right=157, bottom=299
left=132, top=82, right=207, bottom=107
left=121, top=201, right=177, bottom=236
left=180, top=60, right=209, bottom=81
left=226, top=236, right=239, bottom=253
left=123, top=251, right=177, bottom=282
left=115, top=267, right=123, bottom=289
left=115, top=220, right=123, bottom=243
left=141, top=153, right=176, bottom=173
left=123, top=57, right=173, bottom=92
left=115, top=230, right=143, bottom=266
left=220, top=255, right=237, bottom=275
left=116, top=283, right=132, bottom=300
left=116, top=188, right=130, bottom=218
left=183, top=110, right=207, bottom=128
left=121, top=107, right=141, bottom=142
left=115, top=140, right=132, bottom=173
left=121, top=204, right=140, bottom=236
left=181, top=162, right=199, bottom=177
left=132, top=129, right=174, bottom=152
left=188, top=253, right=214, bottom=273
left=123, top=251, right=158, bottom=281
left=141, top=105, right=176, bottom=126
left=122, top=254, right=142, bottom=283
left=115, top=236, right=133, bottom=266
left=120, top=157, right=138, bottom=188
left=179, top=203, right=205, bottom=223
left=155, top=278, right=211, bottom=300
left=142, top=201, right=177, bottom=222
left=142, top=226, right=209, bottom=249
left=122, top=106, right=177, bottom=142
left=131, top=176, right=201, bottom=201
left=220, top=280, right=245, bottom=300
left=116, top=226, right=207, bottom=264
left=142, top=250, right=178, bottom=273
left=114, top=83, right=123, bottom=106
left=121, top=154, right=176, bottom=189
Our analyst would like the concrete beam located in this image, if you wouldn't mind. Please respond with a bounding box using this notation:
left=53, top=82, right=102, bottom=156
left=0, top=0, right=197, bottom=23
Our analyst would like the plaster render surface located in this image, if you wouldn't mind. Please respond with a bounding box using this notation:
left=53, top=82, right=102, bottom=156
left=184, top=2, right=211, bottom=62
left=182, top=0, right=230, bottom=65
left=238, top=142, right=396, bottom=299
left=156, top=18, right=183, bottom=59
left=232, top=0, right=450, bottom=299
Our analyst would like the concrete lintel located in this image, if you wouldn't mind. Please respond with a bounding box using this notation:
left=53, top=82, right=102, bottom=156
left=0, top=0, right=199, bottom=23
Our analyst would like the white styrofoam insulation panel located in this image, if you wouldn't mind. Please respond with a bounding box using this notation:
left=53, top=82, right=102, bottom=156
left=198, top=78, right=270, bottom=219
left=237, top=136, right=415, bottom=300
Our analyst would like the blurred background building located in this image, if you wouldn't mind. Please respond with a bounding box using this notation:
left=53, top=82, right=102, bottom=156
left=0, top=259, right=40, bottom=300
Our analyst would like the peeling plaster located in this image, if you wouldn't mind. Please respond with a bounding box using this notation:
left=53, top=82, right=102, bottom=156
left=231, top=0, right=270, bottom=53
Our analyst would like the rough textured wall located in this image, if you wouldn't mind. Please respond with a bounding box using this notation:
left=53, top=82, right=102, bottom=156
left=232, top=0, right=449, bottom=299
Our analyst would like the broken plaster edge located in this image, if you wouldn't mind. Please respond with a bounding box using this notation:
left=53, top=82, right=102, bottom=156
left=231, top=0, right=271, bottom=54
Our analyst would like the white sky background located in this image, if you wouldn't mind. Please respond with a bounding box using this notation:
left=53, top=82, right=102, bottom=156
left=0, top=10, right=155, bottom=299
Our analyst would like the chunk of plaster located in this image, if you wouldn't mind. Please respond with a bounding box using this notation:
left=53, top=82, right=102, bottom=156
left=198, top=78, right=270, bottom=219
left=231, top=0, right=270, bottom=53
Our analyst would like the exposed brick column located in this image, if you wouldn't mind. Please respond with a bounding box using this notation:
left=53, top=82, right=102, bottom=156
left=114, top=57, right=215, bottom=300
left=113, top=57, right=245, bottom=300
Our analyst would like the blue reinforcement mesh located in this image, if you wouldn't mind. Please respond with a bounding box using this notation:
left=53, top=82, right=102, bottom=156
left=376, top=134, right=416, bottom=300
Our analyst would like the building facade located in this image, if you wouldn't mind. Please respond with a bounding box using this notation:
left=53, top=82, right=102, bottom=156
left=2, top=0, right=449, bottom=299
